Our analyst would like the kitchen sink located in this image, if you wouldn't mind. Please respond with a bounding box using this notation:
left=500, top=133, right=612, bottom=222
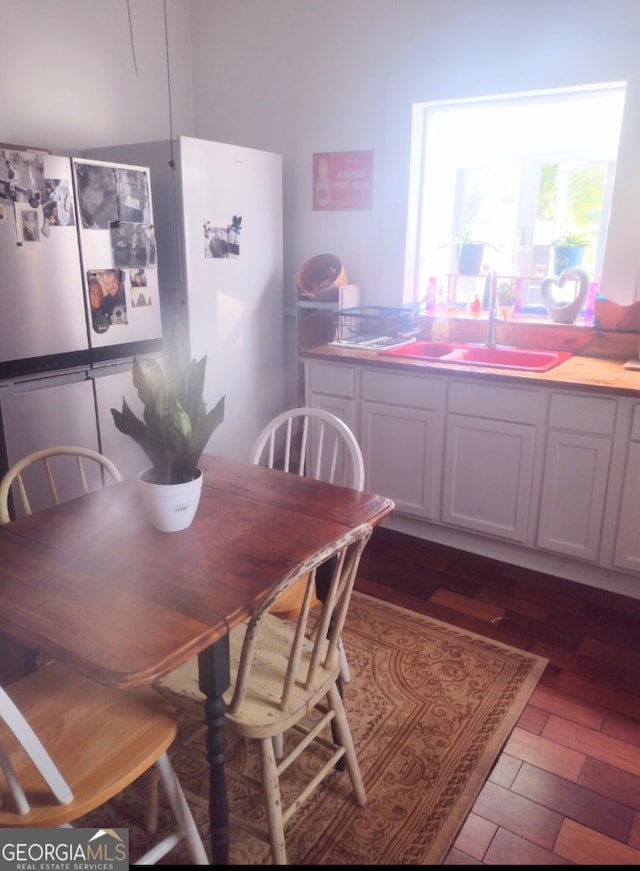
left=379, top=340, right=572, bottom=372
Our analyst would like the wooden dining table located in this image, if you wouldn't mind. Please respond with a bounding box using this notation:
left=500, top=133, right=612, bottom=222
left=0, top=452, right=395, bottom=864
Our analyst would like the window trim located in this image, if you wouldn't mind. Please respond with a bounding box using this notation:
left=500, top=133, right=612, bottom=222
left=404, top=82, right=635, bottom=309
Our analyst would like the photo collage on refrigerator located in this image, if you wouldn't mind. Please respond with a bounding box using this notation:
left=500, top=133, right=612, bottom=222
left=74, top=161, right=158, bottom=336
left=0, top=147, right=75, bottom=246
left=203, top=214, right=242, bottom=259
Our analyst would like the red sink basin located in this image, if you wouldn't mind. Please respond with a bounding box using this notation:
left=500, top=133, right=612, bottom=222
left=379, top=341, right=572, bottom=372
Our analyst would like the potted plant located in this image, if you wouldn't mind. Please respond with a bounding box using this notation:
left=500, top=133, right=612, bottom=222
left=550, top=232, right=591, bottom=273
left=497, top=279, right=519, bottom=320
left=449, top=209, right=498, bottom=276
left=111, top=326, right=225, bottom=531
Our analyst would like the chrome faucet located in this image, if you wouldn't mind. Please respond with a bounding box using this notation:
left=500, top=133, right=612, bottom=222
left=485, top=270, right=498, bottom=347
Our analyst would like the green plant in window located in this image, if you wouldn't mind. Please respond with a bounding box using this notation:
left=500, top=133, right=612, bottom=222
left=497, top=280, right=518, bottom=306
left=449, top=208, right=488, bottom=245
left=551, top=232, right=591, bottom=248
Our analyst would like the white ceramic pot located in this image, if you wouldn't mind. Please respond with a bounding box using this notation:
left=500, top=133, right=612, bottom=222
left=137, top=468, right=203, bottom=532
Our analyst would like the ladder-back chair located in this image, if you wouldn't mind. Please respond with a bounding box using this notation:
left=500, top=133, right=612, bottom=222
left=0, top=445, right=123, bottom=523
left=249, top=406, right=364, bottom=680
left=224, top=522, right=373, bottom=864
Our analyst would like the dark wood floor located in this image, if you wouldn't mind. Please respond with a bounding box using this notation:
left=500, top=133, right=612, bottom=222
left=355, top=525, right=640, bottom=865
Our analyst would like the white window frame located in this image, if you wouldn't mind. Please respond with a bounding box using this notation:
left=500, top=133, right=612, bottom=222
left=404, top=82, right=635, bottom=309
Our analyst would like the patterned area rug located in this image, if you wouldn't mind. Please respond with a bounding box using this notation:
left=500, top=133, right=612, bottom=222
left=83, top=592, right=548, bottom=864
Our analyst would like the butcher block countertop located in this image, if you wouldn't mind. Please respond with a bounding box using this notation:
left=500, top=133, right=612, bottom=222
left=300, top=344, right=640, bottom=398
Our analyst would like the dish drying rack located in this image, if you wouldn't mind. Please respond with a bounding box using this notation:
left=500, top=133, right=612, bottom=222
left=329, top=306, right=422, bottom=350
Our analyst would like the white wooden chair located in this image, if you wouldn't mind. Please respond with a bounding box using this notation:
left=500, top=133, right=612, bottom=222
left=0, top=445, right=123, bottom=523
left=0, top=660, right=209, bottom=865
left=249, top=406, right=365, bottom=682
left=149, top=411, right=367, bottom=833
left=224, top=522, right=372, bottom=865
left=249, top=406, right=365, bottom=491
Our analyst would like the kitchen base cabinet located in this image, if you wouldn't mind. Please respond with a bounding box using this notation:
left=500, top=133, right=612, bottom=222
left=302, top=354, right=640, bottom=600
left=360, top=368, right=441, bottom=519
left=537, top=392, right=616, bottom=562
left=442, top=414, right=536, bottom=542
left=441, top=380, right=539, bottom=542
left=537, top=430, right=612, bottom=561
left=305, top=360, right=357, bottom=431
left=613, top=442, right=640, bottom=571
left=361, top=402, right=438, bottom=518
left=613, top=404, right=640, bottom=572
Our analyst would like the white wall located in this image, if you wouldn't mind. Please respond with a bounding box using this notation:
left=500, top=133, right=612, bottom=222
left=189, top=0, right=640, bottom=308
left=3, top=0, right=640, bottom=309
left=0, top=0, right=194, bottom=152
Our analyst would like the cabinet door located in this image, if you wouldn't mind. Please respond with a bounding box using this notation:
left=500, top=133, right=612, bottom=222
left=305, top=361, right=357, bottom=432
left=537, top=431, right=611, bottom=561
left=360, top=401, right=438, bottom=518
left=442, top=414, right=536, bottom=542
left=307, top=393, right=357, bottom=432
left=613, top=441, right=640, bottom=572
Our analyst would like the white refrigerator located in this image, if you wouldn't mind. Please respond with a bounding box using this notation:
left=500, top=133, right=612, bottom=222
left=87, top=136, right=285, bottom=461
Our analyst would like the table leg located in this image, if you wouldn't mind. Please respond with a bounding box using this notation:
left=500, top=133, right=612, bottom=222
left=198, top=635, right=231, bottom=865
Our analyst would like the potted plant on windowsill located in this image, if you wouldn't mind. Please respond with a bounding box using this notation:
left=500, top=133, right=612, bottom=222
left=551, top=232, right=591, bottom=273
left=111, top=326, right=225, bottom=532
left=497, top=279, right=519, bottom=321
left=457, top=237, right=486, bottom=276
left=448, top=210, right=499, bottom=276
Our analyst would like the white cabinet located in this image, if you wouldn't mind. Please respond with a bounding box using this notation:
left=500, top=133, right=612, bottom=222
left=304, top=360, right=357, bottom=431
left=613, top=403, right=640, bottom=572
left=302, top=354, right=638, bottom=593
left=360, top=368, right=441, bottom=518
left=537, top=392, right=616, bottom=562
left=441, top=381, right=539, bottom=542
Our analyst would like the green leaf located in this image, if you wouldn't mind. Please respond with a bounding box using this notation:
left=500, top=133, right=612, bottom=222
left=187, top=395, right=225, bottom=471
left=111, top=400, right=147, bottom=452
left=111, top=327, right=225, bottom=484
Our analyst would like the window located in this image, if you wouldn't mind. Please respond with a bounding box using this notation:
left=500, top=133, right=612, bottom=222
left=404, top=84, right=626, bottom=312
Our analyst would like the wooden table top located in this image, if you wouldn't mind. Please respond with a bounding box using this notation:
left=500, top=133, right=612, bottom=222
left=0, top=454, right=394, bottom=689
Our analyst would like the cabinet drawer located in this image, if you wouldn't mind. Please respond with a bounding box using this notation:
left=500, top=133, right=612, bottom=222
left=448, top=380, right=539, bottom=424
left=547, top=392, right=616, bottom=435
left=306, top=362, right=354, bottom=397
left=362, top=368, right=439, bottom=410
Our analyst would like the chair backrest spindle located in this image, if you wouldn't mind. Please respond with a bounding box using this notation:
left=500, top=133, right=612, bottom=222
left=0, top=446, right=123, bottom=524
left=250, top=407, right=364, bottom=490
left=227, top=523, right=372, bottom=718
